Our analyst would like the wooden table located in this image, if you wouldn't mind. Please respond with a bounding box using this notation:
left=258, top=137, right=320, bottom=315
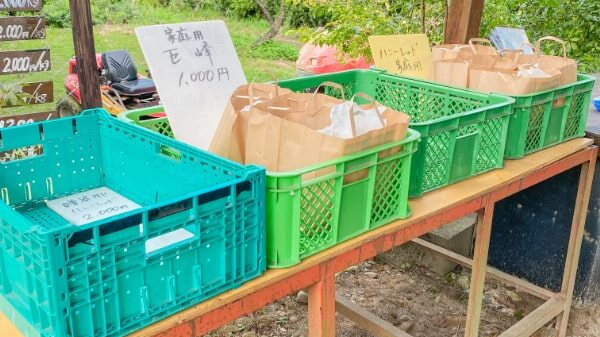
left=1, top=138, right=596, bottom=337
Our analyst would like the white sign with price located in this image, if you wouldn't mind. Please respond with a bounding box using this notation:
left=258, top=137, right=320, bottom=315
left=136, top=21, right=247, bottom=150
left=46, top=187, right=141, bottom=226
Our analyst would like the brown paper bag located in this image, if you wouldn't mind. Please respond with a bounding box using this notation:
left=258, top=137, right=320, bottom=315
left=432, top=59, right=470, bottom=87
left=469, top=64, right=561, bottom=95
left=245, top=90, right=410, bottom=172
left=432, top=38, right=498, bottom=62
left=209, top=83, right=291, bottom=163
left=517, top=36, right=577, bottom=86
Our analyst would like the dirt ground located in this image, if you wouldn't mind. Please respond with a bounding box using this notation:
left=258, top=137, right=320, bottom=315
left=205, top=255, right=600, bottom=337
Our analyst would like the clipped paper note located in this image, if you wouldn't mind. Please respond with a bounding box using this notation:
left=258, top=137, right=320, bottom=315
left=369, top=34, right=433, bottom=79
left=136, top=21, right=247, bottom=150
left=46, top=187, right=141, bottom=226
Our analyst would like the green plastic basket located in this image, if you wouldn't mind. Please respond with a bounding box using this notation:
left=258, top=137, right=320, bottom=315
left=120, top=108, right=420, bottom=268
left=0, top=109, right=266, bottom=337
left=277, top=69, right=514, bottom=196
left=266, top=129, right=419, bottom=267
left=117, top=105, right=171, bottom=136
left=504, top=74, right=595, bottom=158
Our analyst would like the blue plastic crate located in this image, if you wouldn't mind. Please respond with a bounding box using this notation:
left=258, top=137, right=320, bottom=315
left=0, top=109, right=266, bottom=337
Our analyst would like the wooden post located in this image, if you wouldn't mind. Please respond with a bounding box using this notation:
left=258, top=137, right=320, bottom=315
left=69, top=0, right=101, bottom=109
left=555, top=160, right=596, bottom=337
left=307, top=275, right=336, bottom=337
left=464, top=205, right=495, bottom=337
left=444, top=0, right=485, bottom=44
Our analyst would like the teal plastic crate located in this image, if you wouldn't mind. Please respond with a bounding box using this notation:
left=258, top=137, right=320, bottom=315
left=276, top=69, right=514, bottom=196
left=504, top=74, right=595, bottom=158
left=0, top=109, right=266, bottom=337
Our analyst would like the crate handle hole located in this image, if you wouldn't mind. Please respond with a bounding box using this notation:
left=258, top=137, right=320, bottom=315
left=158, top=145, right=182, bottom=161
left=0, top=144, right=43, bottom=163
left=145, top=228, right=195, bottom=255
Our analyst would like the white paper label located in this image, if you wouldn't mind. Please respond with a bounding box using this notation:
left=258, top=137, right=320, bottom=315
left=145, top=228, right=195, bottom=254
left=46, top=187, right=141, bottom=226
left=135, top=20, right=247, bottom=150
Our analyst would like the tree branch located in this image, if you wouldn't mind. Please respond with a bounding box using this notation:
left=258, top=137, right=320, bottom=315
left=254, top=0, right=274, bottom=25
left=253, top=0, right=286, bottom=46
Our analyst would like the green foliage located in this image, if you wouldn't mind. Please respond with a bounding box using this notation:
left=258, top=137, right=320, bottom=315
left=42, top=0, right=139, bottom=27
left=0, top=83, right=30, bottom=109
left=286, top=1, right=331, bottom=28
left=204, top=0, right=281, bottom=20
left=288, top=0, right=445, bottom=61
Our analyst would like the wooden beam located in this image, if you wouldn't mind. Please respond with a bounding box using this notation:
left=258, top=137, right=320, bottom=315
left=498, top=296, right=565, bottom=337
left=444, top=0, right=485, bottom=44
left=308, top=273, right=336, bottom=337
left=464, top=206, right=494, bottom=337
left=336, top=294, right=413, bottom=337
left=69, top=0, right=102, bottom=109
left=411, top=238, right=555, bottom=300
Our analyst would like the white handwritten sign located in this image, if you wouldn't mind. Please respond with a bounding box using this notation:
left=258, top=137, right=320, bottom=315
left=46, top=187, right=141, bottom=226
left=135, top=21, right=247, bottom=150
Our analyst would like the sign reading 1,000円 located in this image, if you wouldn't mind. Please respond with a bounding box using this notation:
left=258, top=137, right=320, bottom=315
left=0, top=17, right=45, bottom=41
left=0, top=49, right=51, bottom=75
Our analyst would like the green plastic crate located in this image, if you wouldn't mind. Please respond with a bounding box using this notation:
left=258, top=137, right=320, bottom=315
left=117, top=105, right=171, bottom=136
left=120, top=108, right=419, bottom=268
left=504, top=74, right=595, bottom=158
left=0, top=109, right=266, bottom=337
left=277, top=69, right=514, bottom=196
left=266, top=129, right=419, bottom=267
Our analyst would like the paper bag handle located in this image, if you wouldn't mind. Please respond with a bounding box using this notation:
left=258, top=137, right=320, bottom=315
left=347, top=92, right=385, bottom=138
left=313, top=81, right=346, bottom=100
left=535, top=36, right=568, bottom=58
left=243, top=84, right=278, bottom=106
left=468, top=38, right=493, bottom=54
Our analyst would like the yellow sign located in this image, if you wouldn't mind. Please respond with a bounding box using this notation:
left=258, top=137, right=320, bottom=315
left=368, top=34, right=433, bottom=79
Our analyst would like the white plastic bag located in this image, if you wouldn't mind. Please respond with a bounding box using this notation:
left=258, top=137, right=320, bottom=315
left=318, top=93, right=386, bottom=139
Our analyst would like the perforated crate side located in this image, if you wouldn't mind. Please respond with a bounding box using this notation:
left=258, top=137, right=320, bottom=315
left=0, top=110, right=266, bottom=337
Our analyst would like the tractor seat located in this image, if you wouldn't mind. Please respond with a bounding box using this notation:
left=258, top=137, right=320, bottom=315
left=102, top=50, right=156, bottom=96
left=111, top=78, right=156, bottom=96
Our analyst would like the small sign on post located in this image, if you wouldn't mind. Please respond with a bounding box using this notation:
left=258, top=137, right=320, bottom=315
left=136, top=20, right=247, bottom=150
left=0, top=49, right=51, bottom=75
left=0, top=17, right=45, bottom=41
left=368, top=34, right=433, bottom=80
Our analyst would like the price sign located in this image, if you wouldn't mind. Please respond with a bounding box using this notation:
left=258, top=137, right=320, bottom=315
left=46, top=187, right=142, bottom=226
left=0, top=0, right=41, bottom=11
left=136, top=20, right=247, bottom=150
left=0, top=111, right=55, bottom=128
left=0, top=81, right=53, bottom=108
left=0, top=17, right=45, bottom=42
left=0, top=49, right=51, bottom=75
left=368, top=34, right=433, bottom=79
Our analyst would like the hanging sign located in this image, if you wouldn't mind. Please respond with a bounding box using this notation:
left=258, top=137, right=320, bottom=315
left=0, top=80, right=53, bottom=108
left=0, top=49, right=51, bottom=75
left=368, top=34, right=433, bottom=79
left=136, top=20, right=247, bottom=150
left=0, top=17, right=45, bottom=42
left=0, top=0, right=42, bottom=11
left=0, top=111, right=56, bottom=128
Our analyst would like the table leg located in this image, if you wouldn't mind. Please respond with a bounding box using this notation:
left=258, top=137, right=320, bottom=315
left=464, top=204, right=495, bottom=337
left=556, top=161, right=596, bottom=337
left=308, top=274, right=336, bottom=337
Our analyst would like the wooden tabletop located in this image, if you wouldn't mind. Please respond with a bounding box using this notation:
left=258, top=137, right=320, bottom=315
left=0, top=137, right=594, bottom=337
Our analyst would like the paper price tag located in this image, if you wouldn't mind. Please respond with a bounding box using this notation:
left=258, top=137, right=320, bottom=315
left=46, top=187, right=141, bottom=226
left=369, top=34, right=433, bottom=79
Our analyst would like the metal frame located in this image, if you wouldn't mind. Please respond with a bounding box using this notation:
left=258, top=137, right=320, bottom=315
left=18, top=138, right=569, bottom=337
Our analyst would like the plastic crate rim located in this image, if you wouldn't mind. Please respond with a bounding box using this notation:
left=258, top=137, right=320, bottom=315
left=266, top=128, right=420, bottom=178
